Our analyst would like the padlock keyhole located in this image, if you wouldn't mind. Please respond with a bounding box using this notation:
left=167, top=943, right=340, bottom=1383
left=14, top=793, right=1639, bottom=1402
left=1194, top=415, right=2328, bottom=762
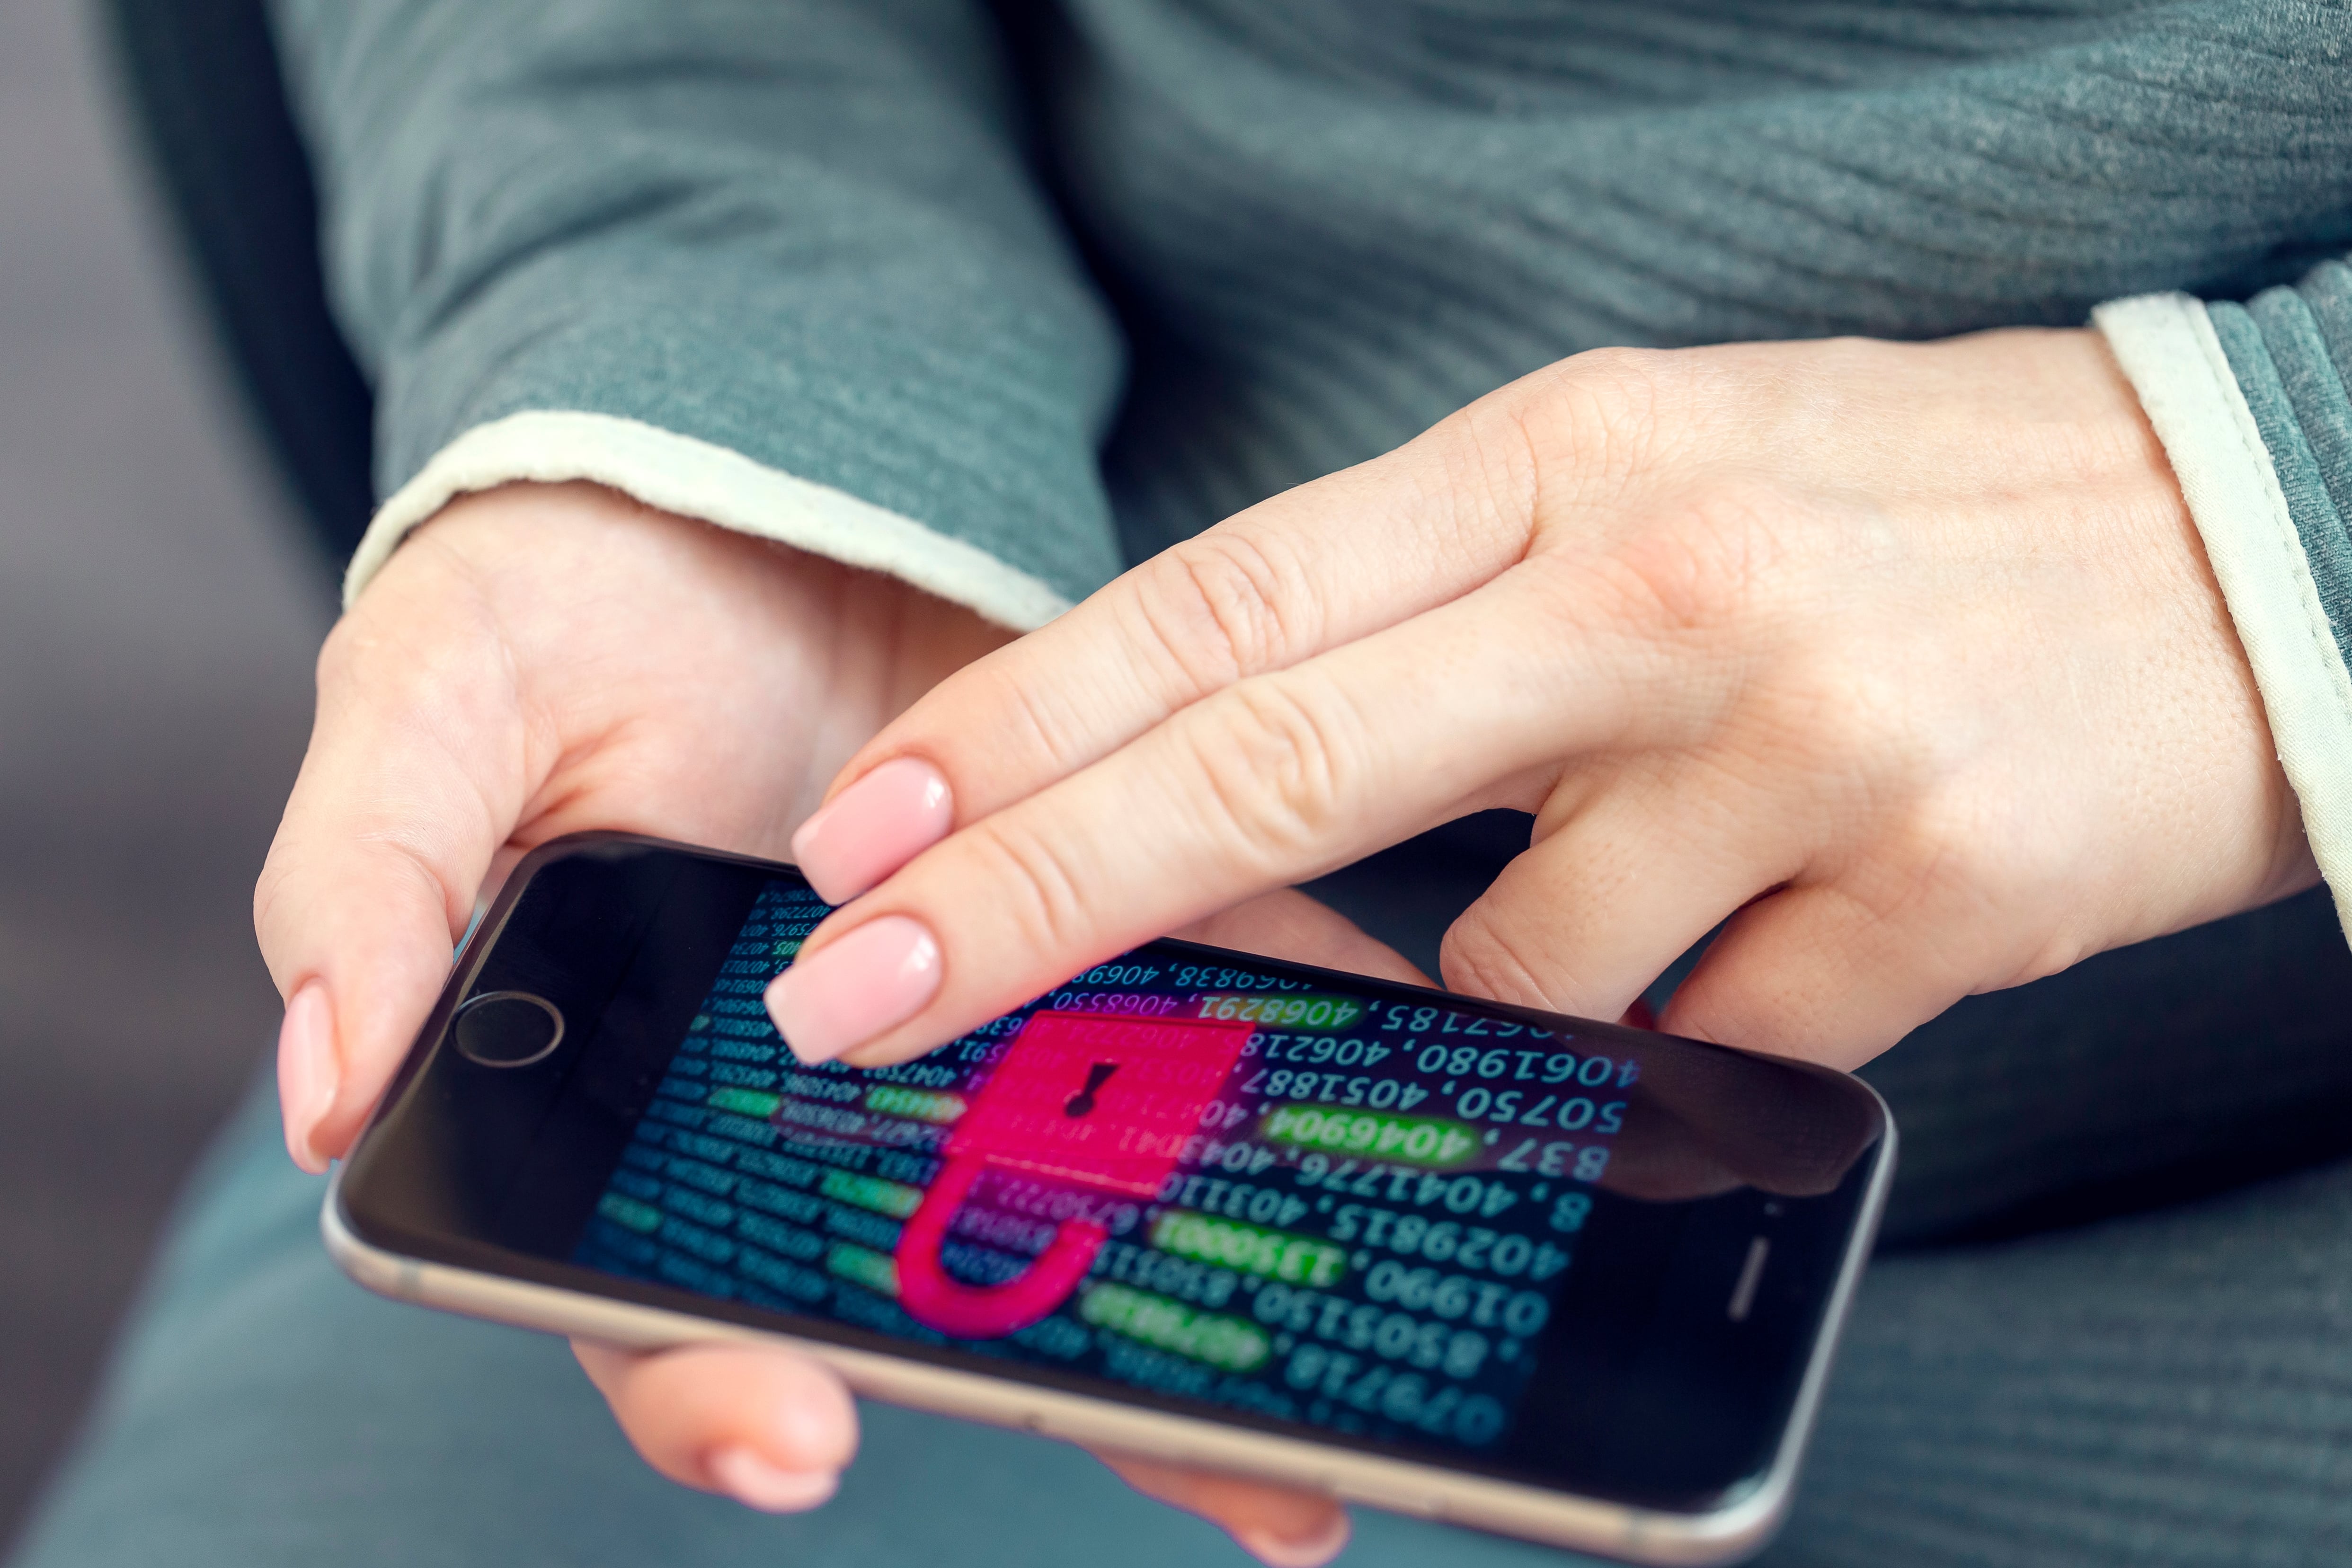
left=1064, top=1061, right=1120, bottom=1118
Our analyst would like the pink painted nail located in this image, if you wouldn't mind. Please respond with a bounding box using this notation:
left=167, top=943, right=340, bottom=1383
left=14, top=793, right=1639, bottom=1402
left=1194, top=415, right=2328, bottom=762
left=276, top=981, right=337, bottom=1174
left=790, top=758, right=954, bottom=904
left=767, top=916, right=942, bottom=1064
left=1236, top=1512, right=1351, bottom=1568
left=707, top=1446, right=840, bottom=1513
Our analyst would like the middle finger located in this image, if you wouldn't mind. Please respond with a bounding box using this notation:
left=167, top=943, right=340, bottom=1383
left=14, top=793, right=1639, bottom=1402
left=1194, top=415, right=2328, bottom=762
left=772, top=559, right=1697, bottom=1067
left=792, top=411, right=1546, bottom=903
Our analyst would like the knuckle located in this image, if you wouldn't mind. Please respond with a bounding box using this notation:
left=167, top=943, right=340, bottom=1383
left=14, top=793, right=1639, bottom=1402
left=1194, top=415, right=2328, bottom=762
left=251, top=855, right=300, bottom=951
left=1424, top=397, right=1546, bottom=549
left=311, top=610, right=373, bottom=691
left=1909, top=786, right=2050, bottom=907
left=970, top=658, right=1094, bottom=779
left=1133, top=528, right=1320, bottom=691
left=957, top=811, right=1103, bottom=957
left=1438, top=910, right=1563, bottom=1011
left=317, top=592, right=511, bottom=731
left=1836, top=779, right=2039, bottom=951
left=2006, top=927, right=2099, bottom=989
left=1516, top=346, right=1680, bottom=489
left=1567, top=345, right=1677, bottom=413
left=1758, top=641, right=1913, bottom=773
left=1176, top=675, right=1363, bottom=869
left=1858, top=815, right=1989, bottom=925
left=1587, top=477, right=1796, bottom=638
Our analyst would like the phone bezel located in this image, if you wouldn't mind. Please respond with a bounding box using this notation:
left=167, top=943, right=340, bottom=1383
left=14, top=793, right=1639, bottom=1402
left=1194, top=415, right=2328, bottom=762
left=326, top=833, right=1895, bottom=1564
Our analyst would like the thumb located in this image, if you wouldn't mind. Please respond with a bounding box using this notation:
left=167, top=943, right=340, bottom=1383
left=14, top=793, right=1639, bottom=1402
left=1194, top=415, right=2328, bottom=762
left=255, top=612, right=524, bottom=1171
left=1094, top=1453, right=1349, bottom=1568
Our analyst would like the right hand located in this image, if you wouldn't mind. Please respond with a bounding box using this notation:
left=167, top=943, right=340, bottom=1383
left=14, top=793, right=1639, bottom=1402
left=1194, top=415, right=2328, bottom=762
left=763, top=330, right=2307, bottom=1076
left=253, top=483, right=1351, bottom=1564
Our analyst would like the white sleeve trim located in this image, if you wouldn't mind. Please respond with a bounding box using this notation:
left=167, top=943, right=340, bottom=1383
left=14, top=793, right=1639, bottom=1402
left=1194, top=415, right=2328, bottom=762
left=345, top=409, right=1074, bottom=630
left=2095, top=291, right=2352, bottom=933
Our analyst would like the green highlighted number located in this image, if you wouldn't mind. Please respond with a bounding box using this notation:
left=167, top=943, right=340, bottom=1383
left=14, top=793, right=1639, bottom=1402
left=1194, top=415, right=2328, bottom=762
left=1196, top=994, right=1362, bottom=1031
left=706, top=1086, right=782, bottom=1118
left=827, top=1242, right=899, bottom=1297
left=1081, top=1283, right=1270, bottom=1373
left=821, top=1169, right=922, bottom=1219
left=1150, top=1209, right=1347, bottom=1287
left=864, top=1085, right=966, bottom=1124
left=1262, top=1105, right=1480, bottom=1167
left=597, top=1193, right=662, bottom=1234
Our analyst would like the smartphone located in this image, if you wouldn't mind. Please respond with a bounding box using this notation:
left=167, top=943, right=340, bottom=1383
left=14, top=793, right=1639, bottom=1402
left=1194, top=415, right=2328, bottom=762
left=326, top=834, right=1892, bottom=1564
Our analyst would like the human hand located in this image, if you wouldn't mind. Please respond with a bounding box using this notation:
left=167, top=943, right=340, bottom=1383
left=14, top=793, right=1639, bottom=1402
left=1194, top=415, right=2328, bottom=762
left=764, top=328, right=2316, bottom=1074
left=253, top=483, right=1348, bottom=1561
left=583, top=884, right=1385, bottom=1566
left=256, top=481, right=1008, bottom=1171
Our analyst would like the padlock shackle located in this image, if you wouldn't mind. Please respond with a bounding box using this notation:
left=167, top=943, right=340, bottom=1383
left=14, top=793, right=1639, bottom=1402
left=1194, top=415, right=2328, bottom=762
left=893, top=1152, right=1109, bottom=1339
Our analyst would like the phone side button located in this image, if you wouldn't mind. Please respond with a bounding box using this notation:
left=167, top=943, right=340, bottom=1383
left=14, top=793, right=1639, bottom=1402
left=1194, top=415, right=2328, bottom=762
left=1727, top=1236, right=1771, bottom=1321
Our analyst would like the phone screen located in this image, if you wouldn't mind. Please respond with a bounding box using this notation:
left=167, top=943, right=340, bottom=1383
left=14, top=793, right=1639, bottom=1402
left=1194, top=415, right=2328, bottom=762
left=339, top=839, right=1887, bottom=1514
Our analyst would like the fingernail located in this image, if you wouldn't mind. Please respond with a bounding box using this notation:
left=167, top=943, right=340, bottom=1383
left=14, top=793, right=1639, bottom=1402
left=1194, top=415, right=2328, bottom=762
left=772, top=1382, right=847, bottom=1464
left=1236, top=1513, right=1351, bottom=1568
left=707, top=1446, right=839, bottom=1513
left=1237, top=1512, right=1351, bottom=1568
left=276, top=981, right=337, bottom=1175
left=790, top=758, right=953, bottom=904
left=767, top=916, right=941, bottom=1065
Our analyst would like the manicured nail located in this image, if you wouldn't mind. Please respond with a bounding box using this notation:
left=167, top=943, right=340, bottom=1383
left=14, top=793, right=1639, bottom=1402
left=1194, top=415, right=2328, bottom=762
left=790, top=758, right=953, bottom=904
left=276, top=981, right=337, bottom=1174
left=707, top=1446, right=839, bottom=1513
left=1236, top=1512, right=1351, bottom=1568
left=767, top=916, right=942, bottom=1065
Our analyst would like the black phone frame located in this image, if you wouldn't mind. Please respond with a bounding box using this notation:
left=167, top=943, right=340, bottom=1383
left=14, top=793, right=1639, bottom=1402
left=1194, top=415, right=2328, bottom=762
left=335, top=834, right=1890, bottom=1517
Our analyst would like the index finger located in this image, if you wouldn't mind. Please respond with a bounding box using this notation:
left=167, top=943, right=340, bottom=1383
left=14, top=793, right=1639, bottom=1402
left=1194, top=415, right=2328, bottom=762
left=789, top=395, right=1546, bottom=904
left=770, top=558, right=1664, bottom=1068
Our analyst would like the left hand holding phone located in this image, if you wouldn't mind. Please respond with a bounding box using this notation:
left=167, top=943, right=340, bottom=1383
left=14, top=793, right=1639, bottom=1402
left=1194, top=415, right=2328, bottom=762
left=252, top=483, right=1351, bottom=1566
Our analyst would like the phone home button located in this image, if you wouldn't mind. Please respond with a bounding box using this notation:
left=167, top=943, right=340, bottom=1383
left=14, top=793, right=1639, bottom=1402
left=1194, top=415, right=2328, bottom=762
left=453, top=991, right=566, bottom=1068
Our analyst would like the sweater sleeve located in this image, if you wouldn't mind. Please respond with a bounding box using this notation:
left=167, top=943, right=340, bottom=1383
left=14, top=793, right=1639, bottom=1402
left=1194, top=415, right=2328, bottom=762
left=267, top=0, right=1127, bottom=629
left=2096, top=261, right=2352, bottom=937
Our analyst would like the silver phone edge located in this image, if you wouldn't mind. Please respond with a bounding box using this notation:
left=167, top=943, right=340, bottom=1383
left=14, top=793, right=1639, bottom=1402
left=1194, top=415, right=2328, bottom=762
left=319, top=1102, right=1890, bottom=1568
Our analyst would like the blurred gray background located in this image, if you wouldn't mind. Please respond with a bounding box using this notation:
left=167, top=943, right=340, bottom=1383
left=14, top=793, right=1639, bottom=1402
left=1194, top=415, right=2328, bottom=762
left=0, top=0, right=328, bottom=1546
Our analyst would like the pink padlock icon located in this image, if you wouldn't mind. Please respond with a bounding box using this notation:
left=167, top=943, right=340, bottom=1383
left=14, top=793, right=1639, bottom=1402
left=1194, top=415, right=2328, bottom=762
left=894, top=1009, right=1254, bottom=1338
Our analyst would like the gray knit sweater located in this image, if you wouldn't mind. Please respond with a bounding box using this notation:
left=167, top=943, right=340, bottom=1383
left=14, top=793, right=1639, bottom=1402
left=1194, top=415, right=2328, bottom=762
left=270, top=0, right=2352, bottom=919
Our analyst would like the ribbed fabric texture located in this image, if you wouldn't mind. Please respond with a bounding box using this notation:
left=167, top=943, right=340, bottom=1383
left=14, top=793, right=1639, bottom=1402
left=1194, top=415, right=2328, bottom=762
left=1044, top=0, right=2352, bottom=558
left=1771, top=1156, right=2352, bottom=1567
left=269, top=0, right=2352, bottom=596
left=2210, top=262, right=2352, bottom=657
left=267, top=0, right=1131, bottom=609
